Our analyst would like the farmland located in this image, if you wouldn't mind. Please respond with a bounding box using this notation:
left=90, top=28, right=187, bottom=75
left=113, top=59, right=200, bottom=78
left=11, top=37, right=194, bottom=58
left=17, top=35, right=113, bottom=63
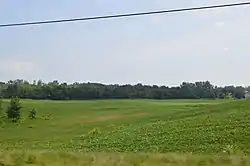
left=1, top=99, right=250, bottom=165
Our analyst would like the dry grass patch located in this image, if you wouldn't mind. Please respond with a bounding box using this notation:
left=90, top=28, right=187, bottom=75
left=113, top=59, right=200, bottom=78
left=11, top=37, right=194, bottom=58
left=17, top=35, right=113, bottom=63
left=76, top=112, right=148, bottom=124
left=0, top=151, right=250, bottom=166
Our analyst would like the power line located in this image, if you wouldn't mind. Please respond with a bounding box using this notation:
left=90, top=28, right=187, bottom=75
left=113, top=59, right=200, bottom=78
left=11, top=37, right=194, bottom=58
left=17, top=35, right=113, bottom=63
left=1, top=2, right=250, bottom=28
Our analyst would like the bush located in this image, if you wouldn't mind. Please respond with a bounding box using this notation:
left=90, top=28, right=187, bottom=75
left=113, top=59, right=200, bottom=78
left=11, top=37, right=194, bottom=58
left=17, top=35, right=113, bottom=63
left=28, top=108, right=37, bottom=119
left=6, top=97, right=22, bottom=122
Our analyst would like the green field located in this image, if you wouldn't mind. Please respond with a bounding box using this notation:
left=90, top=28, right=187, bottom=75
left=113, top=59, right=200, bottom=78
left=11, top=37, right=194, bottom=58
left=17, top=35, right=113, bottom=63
left=1, top=99, right=250, bottom=165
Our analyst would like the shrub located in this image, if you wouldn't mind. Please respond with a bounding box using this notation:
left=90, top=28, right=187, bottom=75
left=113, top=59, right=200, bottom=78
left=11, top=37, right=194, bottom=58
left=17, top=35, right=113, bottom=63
left=6, top=97, right=22, bottom=122
left=28, top=108, right=37, bottom=119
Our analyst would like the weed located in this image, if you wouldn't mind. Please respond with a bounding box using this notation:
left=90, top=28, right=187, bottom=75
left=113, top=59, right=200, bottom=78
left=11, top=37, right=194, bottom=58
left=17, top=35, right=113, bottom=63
left=43, top=113, right=52, bottom=120
left=28, top=108, right=37, bottom=119
left=26, top=154, right=36, bottom=164
left=88, top=128, right=101, bottom=136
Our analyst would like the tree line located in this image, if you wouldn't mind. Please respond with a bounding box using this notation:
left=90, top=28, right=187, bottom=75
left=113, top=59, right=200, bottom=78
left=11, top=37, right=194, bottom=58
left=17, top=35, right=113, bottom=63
left=0, top=79, right=247, bottom=100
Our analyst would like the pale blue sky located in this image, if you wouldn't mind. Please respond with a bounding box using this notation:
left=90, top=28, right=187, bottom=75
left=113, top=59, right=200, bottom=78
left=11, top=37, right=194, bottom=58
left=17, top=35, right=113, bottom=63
left=0, top=0, right=250, bottom=86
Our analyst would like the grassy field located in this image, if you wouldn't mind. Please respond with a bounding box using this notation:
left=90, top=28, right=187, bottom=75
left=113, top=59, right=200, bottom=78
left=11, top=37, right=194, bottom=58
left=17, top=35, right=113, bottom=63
left=1, top=99, right=250, bottom=165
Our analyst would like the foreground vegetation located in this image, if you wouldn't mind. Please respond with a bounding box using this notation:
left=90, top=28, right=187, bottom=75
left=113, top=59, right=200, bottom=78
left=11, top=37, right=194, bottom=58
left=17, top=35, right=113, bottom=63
left=1, top=151, right=250, bottom=166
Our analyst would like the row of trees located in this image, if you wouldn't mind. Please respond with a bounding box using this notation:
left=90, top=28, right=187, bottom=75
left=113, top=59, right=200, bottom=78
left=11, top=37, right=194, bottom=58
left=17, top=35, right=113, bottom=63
left=0, top=79, right=247, bottom=100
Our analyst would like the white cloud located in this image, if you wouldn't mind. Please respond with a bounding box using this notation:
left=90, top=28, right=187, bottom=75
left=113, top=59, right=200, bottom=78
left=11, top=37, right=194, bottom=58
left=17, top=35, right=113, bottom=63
left=117, top=13, right=250, bottom=85
left=215, top=21, right=225, bottom=28
left=0, top=59, right=40, bottom=80
left=140, top=14, right=249, bottom=58
left=150, top=15, right=162, bottom=25
left=39, top=1, right=250, bottom=86
left=2, top=0, right=250, bottom=86
left=223, top=47, right=229, bottom=51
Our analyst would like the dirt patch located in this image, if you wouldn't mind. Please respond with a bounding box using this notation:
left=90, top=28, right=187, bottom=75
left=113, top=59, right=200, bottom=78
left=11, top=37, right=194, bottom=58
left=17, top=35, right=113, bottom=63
left=77, top=112, right=148, bottom=124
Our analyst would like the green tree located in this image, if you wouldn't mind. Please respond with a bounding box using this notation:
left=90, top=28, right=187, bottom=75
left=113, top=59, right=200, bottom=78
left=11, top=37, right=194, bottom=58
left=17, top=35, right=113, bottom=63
left=6, top=97, right=22, bottom=122
left=224, top=93, right=234, bottom=99
left=0, top=79, right=247, bottom=100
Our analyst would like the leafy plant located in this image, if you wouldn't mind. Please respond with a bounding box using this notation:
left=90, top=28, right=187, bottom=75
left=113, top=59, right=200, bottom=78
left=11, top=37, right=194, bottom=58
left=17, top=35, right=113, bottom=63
left=28, top=108, right=37, bottom=119
left=43, top=113, right=52, bottom=120
left=26, top=154, right=37, bottom=164
left=88, top=128, right=101, bottom=136
left=6, top=97, right=22, bottom=122
left=18, top=117, right=27, bottom=125
left=223, top=145, right=237, bottom=155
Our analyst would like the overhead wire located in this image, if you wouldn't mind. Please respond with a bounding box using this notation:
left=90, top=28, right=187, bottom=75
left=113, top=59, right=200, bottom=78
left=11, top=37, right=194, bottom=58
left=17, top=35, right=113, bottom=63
left=0, top=2, right=250, bottom=28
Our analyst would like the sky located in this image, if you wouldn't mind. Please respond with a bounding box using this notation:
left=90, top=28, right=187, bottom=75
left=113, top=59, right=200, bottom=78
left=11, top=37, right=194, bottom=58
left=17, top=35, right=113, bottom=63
left=0, top=0, right=250, bottom=86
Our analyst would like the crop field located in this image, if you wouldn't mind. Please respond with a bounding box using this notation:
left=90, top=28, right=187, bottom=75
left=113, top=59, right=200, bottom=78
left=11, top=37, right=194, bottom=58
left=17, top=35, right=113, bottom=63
left=1, top=99, right=250, bottom=165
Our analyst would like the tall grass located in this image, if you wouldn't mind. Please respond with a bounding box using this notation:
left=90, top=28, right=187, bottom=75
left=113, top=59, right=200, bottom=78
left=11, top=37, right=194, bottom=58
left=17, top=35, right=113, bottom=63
left=0, top=151, right=250, bottom=166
